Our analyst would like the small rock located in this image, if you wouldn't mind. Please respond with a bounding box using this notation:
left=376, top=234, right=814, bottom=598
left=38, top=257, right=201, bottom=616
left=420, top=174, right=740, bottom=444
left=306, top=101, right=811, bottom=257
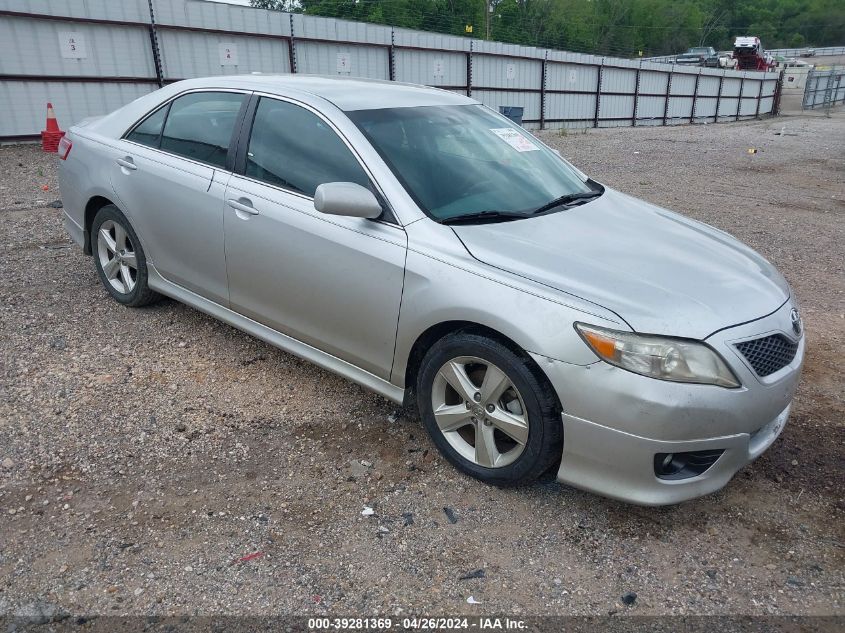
left=1, top=457, right=13, bottom=469
left=458, top=569, right=485, bottom=580
left=621, top=591, right=637, bottom=606
left=553, top=578, right=562, bottom=585
left=786, top=576, right=805, bottom=587
left=134, top=588, right=144, bottom=596
left=706, top=569, right=717, bottom=579
left=402, top=512, right=414, bottom=526
left=443, top=507, right=458, bottom=524
left=791, top=459, right=799, bottom=466
left=48, top=199, right=64, bottom=208
left=175, top=423, right=187, bottom=433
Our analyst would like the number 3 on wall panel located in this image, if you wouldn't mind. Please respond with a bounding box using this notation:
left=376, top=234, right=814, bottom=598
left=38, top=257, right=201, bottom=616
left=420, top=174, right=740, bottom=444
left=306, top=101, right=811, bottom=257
left=59, top=32, right=87, bottom=59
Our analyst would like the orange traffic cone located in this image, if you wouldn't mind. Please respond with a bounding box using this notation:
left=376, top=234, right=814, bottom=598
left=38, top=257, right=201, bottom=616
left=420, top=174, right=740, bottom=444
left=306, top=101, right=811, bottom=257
left=41, top=103, right=65, bottom=153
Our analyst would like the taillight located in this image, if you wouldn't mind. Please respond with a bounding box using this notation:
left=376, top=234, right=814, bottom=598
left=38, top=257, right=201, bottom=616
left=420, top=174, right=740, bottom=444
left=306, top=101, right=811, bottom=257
left=58, top=136, right=72, bottom=160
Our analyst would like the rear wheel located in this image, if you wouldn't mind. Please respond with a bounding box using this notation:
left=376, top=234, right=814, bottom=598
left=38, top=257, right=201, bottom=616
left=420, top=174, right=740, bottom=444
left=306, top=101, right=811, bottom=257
left=416, top=332, right=562, bottom=486
left=92, top=205, right=161, bottom=307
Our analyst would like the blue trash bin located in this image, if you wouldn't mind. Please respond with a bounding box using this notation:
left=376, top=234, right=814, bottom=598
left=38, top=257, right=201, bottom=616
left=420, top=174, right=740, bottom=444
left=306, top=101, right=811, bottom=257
left=499, top=106, right=524, bottom=125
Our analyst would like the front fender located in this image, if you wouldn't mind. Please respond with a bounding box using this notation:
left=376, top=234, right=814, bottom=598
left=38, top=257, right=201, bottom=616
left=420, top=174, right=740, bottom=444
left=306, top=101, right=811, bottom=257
left=391, top=221, right=622, bottom=388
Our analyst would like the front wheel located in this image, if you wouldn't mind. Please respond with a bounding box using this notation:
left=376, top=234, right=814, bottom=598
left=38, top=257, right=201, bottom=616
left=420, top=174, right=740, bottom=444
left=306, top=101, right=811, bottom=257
left=416, top=332, right=562, bottom=486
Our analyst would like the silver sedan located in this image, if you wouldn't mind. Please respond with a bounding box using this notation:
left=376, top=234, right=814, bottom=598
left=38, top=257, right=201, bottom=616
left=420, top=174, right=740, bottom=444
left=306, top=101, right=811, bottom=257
left=57, top=75, right=804, bottom=505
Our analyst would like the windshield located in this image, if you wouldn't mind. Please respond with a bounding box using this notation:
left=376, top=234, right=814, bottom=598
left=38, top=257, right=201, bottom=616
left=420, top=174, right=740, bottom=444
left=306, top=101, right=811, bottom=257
left=347, top=104, right=594, bottom=222
left=690, top=48, right=710, bottom=54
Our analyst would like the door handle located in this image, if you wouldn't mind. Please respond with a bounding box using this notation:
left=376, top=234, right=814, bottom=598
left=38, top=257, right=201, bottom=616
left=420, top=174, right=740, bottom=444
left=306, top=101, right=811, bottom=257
left=227, top=198, right=259, bottom=216
left=115, top=157, right=137, bottom=171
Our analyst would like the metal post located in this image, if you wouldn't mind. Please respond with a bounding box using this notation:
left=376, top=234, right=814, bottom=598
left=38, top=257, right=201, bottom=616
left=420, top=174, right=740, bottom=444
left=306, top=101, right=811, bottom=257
left=772, top=70, right=784, bottom=116
left=540, top=52, right=547, bottom=130
left=632, top=64, right=641, bottom=126
left=662, top=71, right=672, bottom=126
left=754, top=77, right=763, bottom=118
left=714, top=72, right=724, bottom=123
left=466, top=42, right=473, bottom=98
left=824, top=69, right=835, bottom=114
left=736, top=75, right=744, bottom=121
left=146, top=0, right=164, bottom=87
left=288, top=13, right=297, bottom=73
left=690, top=70, right=700, bottom=124
left=593, top=62, right=603, bottom=128
left=388, top=28, right=395, bottom=82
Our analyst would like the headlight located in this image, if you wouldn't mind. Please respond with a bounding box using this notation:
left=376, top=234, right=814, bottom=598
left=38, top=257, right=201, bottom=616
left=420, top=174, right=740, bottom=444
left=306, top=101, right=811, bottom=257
left=575, top=323, right=740, bottom=388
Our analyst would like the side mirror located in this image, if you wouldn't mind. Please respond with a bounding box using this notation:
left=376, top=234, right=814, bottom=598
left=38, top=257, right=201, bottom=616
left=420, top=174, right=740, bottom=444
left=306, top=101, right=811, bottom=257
left=313, top=182, right=382, bottom=220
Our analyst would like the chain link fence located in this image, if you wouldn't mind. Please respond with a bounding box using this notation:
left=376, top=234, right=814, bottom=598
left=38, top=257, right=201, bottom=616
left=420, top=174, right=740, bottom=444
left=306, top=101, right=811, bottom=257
left=803, top=68, right=845, bottom=109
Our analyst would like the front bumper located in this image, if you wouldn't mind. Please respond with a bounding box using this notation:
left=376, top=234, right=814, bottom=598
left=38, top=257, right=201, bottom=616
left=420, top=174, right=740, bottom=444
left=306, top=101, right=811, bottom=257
left=532, top=300, right=804, bottom=505
left=553, top=404, right=789, bottom=505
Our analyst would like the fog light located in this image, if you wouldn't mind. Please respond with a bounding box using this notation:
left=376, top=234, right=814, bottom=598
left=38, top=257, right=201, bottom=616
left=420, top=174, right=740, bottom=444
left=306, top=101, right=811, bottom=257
left=654, top=450, right=725, bottom=480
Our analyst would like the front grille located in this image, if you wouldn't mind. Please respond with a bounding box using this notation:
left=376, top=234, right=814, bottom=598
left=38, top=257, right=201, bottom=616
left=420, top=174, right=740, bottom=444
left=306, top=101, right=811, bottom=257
left=736, top=334, right=798, bottom=377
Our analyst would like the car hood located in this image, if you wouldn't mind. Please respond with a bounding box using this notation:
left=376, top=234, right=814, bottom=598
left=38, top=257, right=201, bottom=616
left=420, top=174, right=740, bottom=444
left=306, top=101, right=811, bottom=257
left=452, top=188, right=789, bottom=340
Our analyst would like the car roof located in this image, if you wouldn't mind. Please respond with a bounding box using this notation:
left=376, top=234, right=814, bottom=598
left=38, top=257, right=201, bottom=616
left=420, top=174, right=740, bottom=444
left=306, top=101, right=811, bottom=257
left=183, top=74, right=479, bottom=111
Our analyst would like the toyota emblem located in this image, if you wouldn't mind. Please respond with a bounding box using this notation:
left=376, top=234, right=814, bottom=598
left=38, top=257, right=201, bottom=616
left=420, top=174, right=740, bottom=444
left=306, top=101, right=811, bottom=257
left=790, top=308, right=802, bottom=335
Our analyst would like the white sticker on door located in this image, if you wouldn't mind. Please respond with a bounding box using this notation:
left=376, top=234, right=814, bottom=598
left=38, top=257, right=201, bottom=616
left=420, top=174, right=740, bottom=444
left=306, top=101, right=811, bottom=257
left=506, top=63, right=516, bottom=80
left=490, top=128, right=539, bottom=152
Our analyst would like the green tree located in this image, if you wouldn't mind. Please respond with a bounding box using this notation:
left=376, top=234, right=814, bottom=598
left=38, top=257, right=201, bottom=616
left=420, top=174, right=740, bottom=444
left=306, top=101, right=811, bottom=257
left=249, top=0, right=845, bottom=55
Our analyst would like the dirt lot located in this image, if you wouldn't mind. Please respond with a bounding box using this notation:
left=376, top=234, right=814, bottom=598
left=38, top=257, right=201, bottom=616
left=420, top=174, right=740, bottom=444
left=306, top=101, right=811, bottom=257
left=1, top=112, right=843, bottom=621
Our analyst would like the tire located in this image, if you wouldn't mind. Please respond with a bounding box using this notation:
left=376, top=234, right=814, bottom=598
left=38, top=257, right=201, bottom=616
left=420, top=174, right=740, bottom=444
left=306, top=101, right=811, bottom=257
left=416, top=331, right=562, bottom=486
left=91, top=205, right=161, bottom=307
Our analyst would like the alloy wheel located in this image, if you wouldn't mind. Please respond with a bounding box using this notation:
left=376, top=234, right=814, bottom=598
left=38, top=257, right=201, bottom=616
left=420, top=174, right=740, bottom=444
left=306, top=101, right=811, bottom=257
left=97, top=219, right=138, bottom=294
left=430, top=356, right=529, bottom=468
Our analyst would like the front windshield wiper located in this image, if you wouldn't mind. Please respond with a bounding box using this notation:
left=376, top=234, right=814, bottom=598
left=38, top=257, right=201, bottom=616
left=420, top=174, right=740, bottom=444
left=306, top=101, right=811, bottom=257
left=440, top=210, right=531, bottom=225
left=530, top=190, right=603, bottom=215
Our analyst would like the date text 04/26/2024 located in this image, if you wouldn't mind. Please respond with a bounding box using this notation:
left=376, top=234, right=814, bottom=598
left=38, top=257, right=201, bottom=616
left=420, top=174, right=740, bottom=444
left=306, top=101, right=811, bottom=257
left=307, top=618, right=528, bottom=630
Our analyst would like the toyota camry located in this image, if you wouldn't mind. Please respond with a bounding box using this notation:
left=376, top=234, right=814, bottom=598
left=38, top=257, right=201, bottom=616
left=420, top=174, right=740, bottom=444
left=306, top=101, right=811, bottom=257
left=57, top=75, right=804, bottom=504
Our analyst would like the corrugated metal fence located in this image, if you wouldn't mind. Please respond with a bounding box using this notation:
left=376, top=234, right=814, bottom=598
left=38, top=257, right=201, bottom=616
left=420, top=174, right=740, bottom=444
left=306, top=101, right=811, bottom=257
left=0, top=0, right=782, bottom=140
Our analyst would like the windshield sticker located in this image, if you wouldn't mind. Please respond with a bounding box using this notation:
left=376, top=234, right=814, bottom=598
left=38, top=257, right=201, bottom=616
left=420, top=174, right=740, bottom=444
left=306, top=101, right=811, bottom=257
left=489, top=128, right=540, bottom=152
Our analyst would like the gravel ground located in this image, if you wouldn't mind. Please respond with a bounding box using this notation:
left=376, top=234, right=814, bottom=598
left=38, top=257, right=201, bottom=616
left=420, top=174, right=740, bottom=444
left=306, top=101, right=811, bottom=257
left=0, top=112, right=843, bottom=620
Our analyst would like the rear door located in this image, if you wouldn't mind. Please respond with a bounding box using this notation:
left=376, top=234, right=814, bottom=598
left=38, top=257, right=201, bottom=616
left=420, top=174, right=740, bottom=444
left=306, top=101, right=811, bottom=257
left=223, top=95, right=407, bottom=379
left=110, top=90, right=248, bottom=304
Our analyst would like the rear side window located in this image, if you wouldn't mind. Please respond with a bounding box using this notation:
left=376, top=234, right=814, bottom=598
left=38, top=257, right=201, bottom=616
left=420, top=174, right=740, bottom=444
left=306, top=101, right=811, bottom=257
left=159, top=92, right=244, bottom=168
left=245, top=97, right=369, bottom=197
left=126, top=105, right=167, bottom=148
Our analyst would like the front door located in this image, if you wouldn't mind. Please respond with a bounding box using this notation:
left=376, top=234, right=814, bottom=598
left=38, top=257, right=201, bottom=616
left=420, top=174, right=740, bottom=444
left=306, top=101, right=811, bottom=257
left=224, top=96, right=407, bottom=379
